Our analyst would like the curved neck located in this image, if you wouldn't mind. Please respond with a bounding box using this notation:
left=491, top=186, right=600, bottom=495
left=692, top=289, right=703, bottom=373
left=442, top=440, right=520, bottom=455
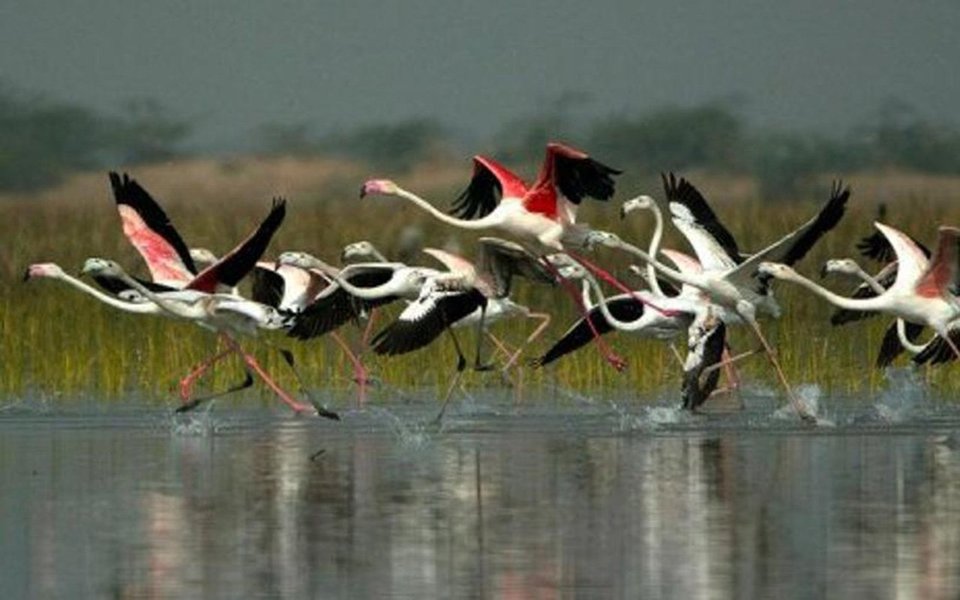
left=607, top=237, right=697, bottom=289
left=896, top=319, right=927, bottom=354
left=580, top=279, right=594, bottom=310
left=395, top=188, right=500, bottom=230
left=645, top=204, right=665, bottom=296
left=54, top=273, right=159, bottom=314
left=580, top=269, right=647, bottom=332
left=334, top=274, right=391, bottom=300
left=778, top=270, right=886, bottom=312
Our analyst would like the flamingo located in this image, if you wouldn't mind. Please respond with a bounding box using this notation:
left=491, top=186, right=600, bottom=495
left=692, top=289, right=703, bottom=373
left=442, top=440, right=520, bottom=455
left=28, top=173, right=300, bottom=407
left=361, top=143, right=620, bottom=250
left=820, top=258, right=928, bottom=367
left=341, top=240, right=389, bottom=263
left=584, top=177, right=851, bottom=421
left=360, top=142, right=678, bottom=370
left=758, top=223, right=960, bottom=362
left=532, top=250, right=731, bottom=410
left=369, top=237, right=557, bottom=373
left=281, top=253, right=444, bottom=340
left=79, top=258, right=338, bottom=419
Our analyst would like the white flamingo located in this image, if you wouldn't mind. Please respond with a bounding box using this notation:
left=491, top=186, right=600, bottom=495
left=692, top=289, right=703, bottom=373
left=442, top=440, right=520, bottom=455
left=79, top=258, right=338, bottom=418
left=758, top=223, right=960, bottom=363
left=585, top=177, right=851, bottom=421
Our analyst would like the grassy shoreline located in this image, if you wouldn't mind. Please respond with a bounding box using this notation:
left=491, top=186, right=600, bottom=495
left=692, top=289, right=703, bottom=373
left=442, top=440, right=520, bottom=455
left=4, top=157, right=960, bottom=405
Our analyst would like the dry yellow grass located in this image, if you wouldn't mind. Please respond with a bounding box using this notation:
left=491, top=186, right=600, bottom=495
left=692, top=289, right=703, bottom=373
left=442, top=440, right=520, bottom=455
left=4, top=155, right=960, bottom=407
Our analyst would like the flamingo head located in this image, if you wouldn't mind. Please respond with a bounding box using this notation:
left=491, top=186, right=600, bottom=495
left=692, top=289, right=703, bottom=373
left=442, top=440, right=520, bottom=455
left=620, top=195, right=656, bottom=219
left=341, top=240, right=378, bottom=262
left=756, top=262, right=793, bottom=280
left=583, top=230, right=621, bottom=250
left=81, top=257, right=123, bottom=277
left=275, top=251, right=316, bottom=270
left=819, top=258, right=861, bottom=280
left=23, top=262, right=64, bottom=281
left=360, top=179, right=398, bottom=198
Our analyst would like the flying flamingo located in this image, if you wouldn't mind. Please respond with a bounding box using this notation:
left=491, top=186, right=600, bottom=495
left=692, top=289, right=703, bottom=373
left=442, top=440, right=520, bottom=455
left=80, top=257, right=338, bottom=418
left=532, top=249, right=732, bottom=410
left=584, top=176, right=851, bottom=422
left=758, top=223, right=960, bottom=363
left=359, top=142, right=681, bottom=370
left=820, top=258, right=928, bottom=367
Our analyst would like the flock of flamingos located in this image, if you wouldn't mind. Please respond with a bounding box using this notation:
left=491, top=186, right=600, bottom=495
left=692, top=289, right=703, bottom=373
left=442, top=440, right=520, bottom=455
left=24, top=142, right=960, bottom=424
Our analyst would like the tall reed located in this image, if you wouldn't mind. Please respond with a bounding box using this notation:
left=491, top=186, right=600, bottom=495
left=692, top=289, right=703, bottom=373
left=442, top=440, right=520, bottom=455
left=3, top=157, right=960, bottom=405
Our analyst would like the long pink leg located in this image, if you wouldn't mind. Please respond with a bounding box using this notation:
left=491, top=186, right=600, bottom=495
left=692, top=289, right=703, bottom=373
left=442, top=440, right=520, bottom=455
left=221, top=337, right=313, bottom=414
left=485, top=332, right=514, bottom=361
left=331, top=331, right=368, bottom=407
left=501, top=312, right=552, bottom=373
left=179, top=334, right=238, bottom=403
left=744, top=319, right=815, bottom=423
left=721, top=346, right=743, bottom=392
left=361, top=308, right=379, bottom=346
left=539, top=256, right=627, bottom=371
left=564, top=250, right=680, bottom=317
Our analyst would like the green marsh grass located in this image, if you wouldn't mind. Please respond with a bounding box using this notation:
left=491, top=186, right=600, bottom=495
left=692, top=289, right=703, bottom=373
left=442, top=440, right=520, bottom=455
left=4, top=156, right=960, bottom=406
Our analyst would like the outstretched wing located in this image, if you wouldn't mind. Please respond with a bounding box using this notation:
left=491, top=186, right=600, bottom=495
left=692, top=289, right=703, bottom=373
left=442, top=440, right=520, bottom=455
left=370, top=288, right=487, bottom=356
left=186, top=199, right=286, bottom=293
left=110, top=172, right=197, bottom=285
left=663, top=173, right=741, bottom=271
left=915, top=226, right=960, bottom=299
left=449, top=156, right=527, bottom=220
left=287, top=269, right=402, bottom=340
left=551, top=143, right=621, bottom=205
left=729, top=182, right=851, bottom=294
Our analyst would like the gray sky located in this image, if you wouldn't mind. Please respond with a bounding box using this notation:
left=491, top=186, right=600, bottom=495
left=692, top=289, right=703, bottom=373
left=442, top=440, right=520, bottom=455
left=1, top=0, right=958, bottom=148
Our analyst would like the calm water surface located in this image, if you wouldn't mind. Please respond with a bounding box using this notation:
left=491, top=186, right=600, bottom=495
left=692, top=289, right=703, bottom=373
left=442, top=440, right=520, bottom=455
left=2, top=387, right=960, bottom=599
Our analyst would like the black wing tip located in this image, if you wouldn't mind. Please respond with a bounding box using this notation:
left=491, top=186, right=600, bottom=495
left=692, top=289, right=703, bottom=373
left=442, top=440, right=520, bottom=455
left=554, top=153, right=621, bottom=204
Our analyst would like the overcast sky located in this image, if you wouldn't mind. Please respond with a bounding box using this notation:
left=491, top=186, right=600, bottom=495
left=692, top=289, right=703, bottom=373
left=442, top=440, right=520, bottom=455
left=1, top=0, right=957, bottom=148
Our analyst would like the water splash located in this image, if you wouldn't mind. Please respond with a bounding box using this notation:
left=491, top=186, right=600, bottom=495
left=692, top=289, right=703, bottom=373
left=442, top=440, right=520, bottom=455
left=167, top=404, right=227, bottom=437
left=772, top=383, right=835, bottom=427
left=872, top=367, right=928, bottom=423
left=369, top=407, right=434, bottom=450
left=613, top=398, right=689, bottom=433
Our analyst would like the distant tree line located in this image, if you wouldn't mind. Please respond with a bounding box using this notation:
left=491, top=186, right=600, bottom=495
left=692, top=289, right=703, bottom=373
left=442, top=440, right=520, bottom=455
left=3, top=79, right=960, bottom=198
left=0, top=84, right=190, bottom=191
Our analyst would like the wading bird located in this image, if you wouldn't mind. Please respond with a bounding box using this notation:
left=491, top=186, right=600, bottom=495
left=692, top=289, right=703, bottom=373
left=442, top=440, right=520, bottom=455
left=80, top=258, right=338, bottom=419
left=584, top=176, right=851, bottom=422
left=360, top=143, right=682, bottom=369
left=820, top=258, right=928, bottom=367
left=758, top=223, right=960, bottom=363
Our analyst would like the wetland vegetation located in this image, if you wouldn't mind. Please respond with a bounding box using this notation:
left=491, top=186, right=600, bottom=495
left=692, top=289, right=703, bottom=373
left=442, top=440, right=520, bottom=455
left=5, top=157, right=960, bottom=406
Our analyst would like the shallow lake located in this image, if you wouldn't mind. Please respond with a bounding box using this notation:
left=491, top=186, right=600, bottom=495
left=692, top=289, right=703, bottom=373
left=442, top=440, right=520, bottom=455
left=2, top=381, right=960, bottom=599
